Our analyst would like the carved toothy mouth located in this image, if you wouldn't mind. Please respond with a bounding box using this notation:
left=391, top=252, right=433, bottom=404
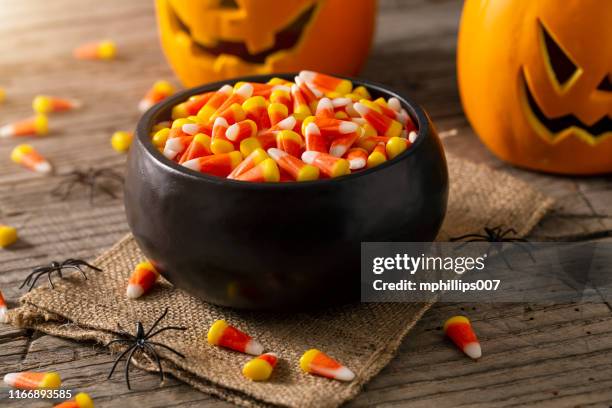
left=521, top=70, right=612, bottom=142
left=170, top=5, right=317, bottom=65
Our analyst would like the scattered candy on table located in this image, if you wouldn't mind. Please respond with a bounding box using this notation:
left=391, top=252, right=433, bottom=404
left=207, top=319, right=264, bottom=355
left=73, top=40, right=116, bottom=60
left=53, top=392, right=95, bottom=408
left=11, top=144, right=52, bottom=174
left=299, top=349, right=355, bottom=382
left=126, top=261, right=159, bottom=299
left=139, top=80, right=175, bottom=112
left=151, top=71, right=418, bottom=182
left=3, top=371, right=62, bottom=389
left=444, top=315, right=482, bottom=360
left=32, top=95, right=82, bottom=114
left=0, top=225, right=18, bottom=248
left=0, top=114, right=48, bottom=138
left=0, top=289, right=7, bottom=323
left=242, top=352, right=278, bottom=381
left=111, top=130, right=134, bottom=152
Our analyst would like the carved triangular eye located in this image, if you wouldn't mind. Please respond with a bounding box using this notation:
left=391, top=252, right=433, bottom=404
left=219, top=0, right=239, bottom=9
left=540, top=21, right=578, bottom=87
left=597, top=75, right=612, bottom=92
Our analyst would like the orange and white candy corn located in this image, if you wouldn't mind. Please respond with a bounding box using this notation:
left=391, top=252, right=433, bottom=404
left=386, top=136, right=410, bottom=159
left=329, top=131, right=359, bottom=158
left=163, top=135, right=194, bottom=160
left=33, top=95, right=82, bottom=114
left=242, top=352, right=278, bottom=381
left=212, top=83, right=253, bottom=119
left=197, top=85, right=232, bottom=122
left=346, top=147, right=368, bottom=170
left=207, top=320, right=264, bottom=355
left=267, top=102, right=288, bottom=126
left=304, top=122, right=327, bottom=153
left=315, top=97, right=335, bottom=118
left=73, top=40, right=116, bottom=60
left=301, top=151, right=350, bottom=178
left=126, top=261, right=159, bottom=299
left=182, top=151, right=242, bottom=177
left=291, top=84, right=312, bottom=119
left=11, top=144, right=52, bottom=174
left=299, top=349, right=355, bottom=382
left=53, top=392, right=94, bottom=408
left=0, top=289, right=8, bottom=323
left=226, top=119, right=257, bottom=143
left=139, top=80, right=175, bottom=112
left=298, top=71, right=353, bottom=95
left=210, top=117, right=234, bottom=154
left=294, top=76, right=320, bottom=107
left=1, top=114, right=48, bottom=138
left=228, top=148, right=268, bottom=179
left=268, top=148, right=319, bottom=182
left=444, top=316, right=482, bottom=360
left=276, top=130, right=304, bottom=158
left=312, top=117, right=359, bottom=139
left=179, top=134, right=211, bottom=164
left=3, top=371, right=62, bottom=389
left=242, top=96, right=270, bottom=129
left=367, top=142, right=388, bottom=168
left=354, top=102, right=403, bottom=138
left=269, top=89, right=291, bottom=111
left=235, top=158, right=279, bottom=182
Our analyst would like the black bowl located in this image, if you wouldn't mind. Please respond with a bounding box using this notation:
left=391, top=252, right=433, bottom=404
left=125, top=73, right=448, bottom=310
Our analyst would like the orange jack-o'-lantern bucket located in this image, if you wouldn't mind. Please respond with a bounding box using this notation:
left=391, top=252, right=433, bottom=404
left=155, top=0, right=377, bottom=87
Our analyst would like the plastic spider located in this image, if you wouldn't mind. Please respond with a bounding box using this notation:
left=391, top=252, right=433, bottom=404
left=106, top=308, right=186, bottom=390
left=20, top=258, right=102, bottom=292
left=51, top=167, right=124, bottom=204
left=450, top=225, right=535, bottom=267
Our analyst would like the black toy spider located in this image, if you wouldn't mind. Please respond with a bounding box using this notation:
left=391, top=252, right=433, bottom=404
left=51, top=167, right=124, bottom=204
left=106, top=308, right=186, bottom=390
left=450, top=225, right=535, bottom=267
left=20, top=258, right=102, bottom=292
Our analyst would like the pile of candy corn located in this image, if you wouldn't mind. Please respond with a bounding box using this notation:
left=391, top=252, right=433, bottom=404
left=151, top=71, right=418, bottom=182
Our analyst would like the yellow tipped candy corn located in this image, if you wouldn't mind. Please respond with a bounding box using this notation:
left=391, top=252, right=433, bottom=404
left=126, top=261, right=159, bottom=299
left=74, top=40, right=116, bottom=60
left=1, top=114, right=48, bottom=138
left=444, top=316, right=482, bottom=360
left=152, top=128, right=170, bottom=148
left=0, top=289, right=8, bottom=323
left=3, top=371, right=62, bottom=389
left=242, top=353, right=278, bottom=381
left=207, top=320, right=264, bottom=355
left=111, top=131, right=134, bottom=152
left=33, top=95, right=82, bottom=114
left=53, top=392, right=94, bottom=408
left=386, top=136, right=409, bottom=159
left=11, top=144, right=52, bottom=174
left=0, top=225, right=18, bottom=248
left=300, top=349, right=355, bottom=381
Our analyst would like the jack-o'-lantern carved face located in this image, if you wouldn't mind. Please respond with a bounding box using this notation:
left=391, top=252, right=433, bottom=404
left=156, top=0, right=376, bottom=87
left=458, top=0, right=612, bottom=174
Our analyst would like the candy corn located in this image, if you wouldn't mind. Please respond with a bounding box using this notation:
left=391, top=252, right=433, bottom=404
left=0, top=87, right=5, bottom=103
left=235, top=158, right=279, bottom=182
left=268, top=148, right=319, bottom=181
left=183, top=151, right=242, bottom=177
left=207, top=320, right=264, bottom=355
left=33, top=95, right=82, bottom=114
left=53, top=392, right=95, bottom=408
left=126, top=261, right=159, bottom=299
left=299, top=349, right=355, bottom=381
left=301, top=151, right=350, bottom=178
left=1, top=114, right=48, bottom=138
left=111, top=131, right=133, bottom=153
left=3, top=371, right=62, bottom=389
left=11, top=144, right=52, bottom=174
left=73, top=40, right=116, bottom=60
left=139, top=80, right=175, bottom=112
left=242, top=353, right=278, bottom=381
left=444, top=316, right=482, bottom=360
left=0, top=289, right=7, bottom=323
left=0, top=225, right=18, bottom=248
left=153, top=72, right=418, bottom=182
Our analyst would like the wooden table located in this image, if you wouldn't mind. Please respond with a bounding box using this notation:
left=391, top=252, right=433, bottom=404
left=1, top=0, right=611, bottom=406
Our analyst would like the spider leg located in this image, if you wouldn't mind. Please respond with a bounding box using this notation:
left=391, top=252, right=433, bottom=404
left=19, top=271, right=37, bottom=289
left=107, top=344, right=134, bottom=380
left=450, top=233, right=488, bottom=242
left=64, top=259, right=102, bottom=271
left=47, top=271, right=56, bottom=289
left=146, top=326, right=187, bottom=340
left=144, top=343, right=165, bottom=384
left=506, top=240, right=537, bottom=263
left=124, top=346, right=138, bottom=390
left=147, top=341, right=185, bottom=359
left=26, top=270, right=48, bottom=291
left=97, top=182, right=118, bottom=200
left=500, top=228, right=518, bottom=239
left=60, top=265, right=88, bottom=280
left=145, top=308, right=170, bottom=338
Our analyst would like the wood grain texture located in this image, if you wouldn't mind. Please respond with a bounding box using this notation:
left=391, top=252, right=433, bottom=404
left=1, top=0, right=611, bottom=407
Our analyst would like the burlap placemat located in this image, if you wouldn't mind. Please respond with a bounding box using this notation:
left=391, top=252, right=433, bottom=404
left=7, top=154, right=553, bottom=408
